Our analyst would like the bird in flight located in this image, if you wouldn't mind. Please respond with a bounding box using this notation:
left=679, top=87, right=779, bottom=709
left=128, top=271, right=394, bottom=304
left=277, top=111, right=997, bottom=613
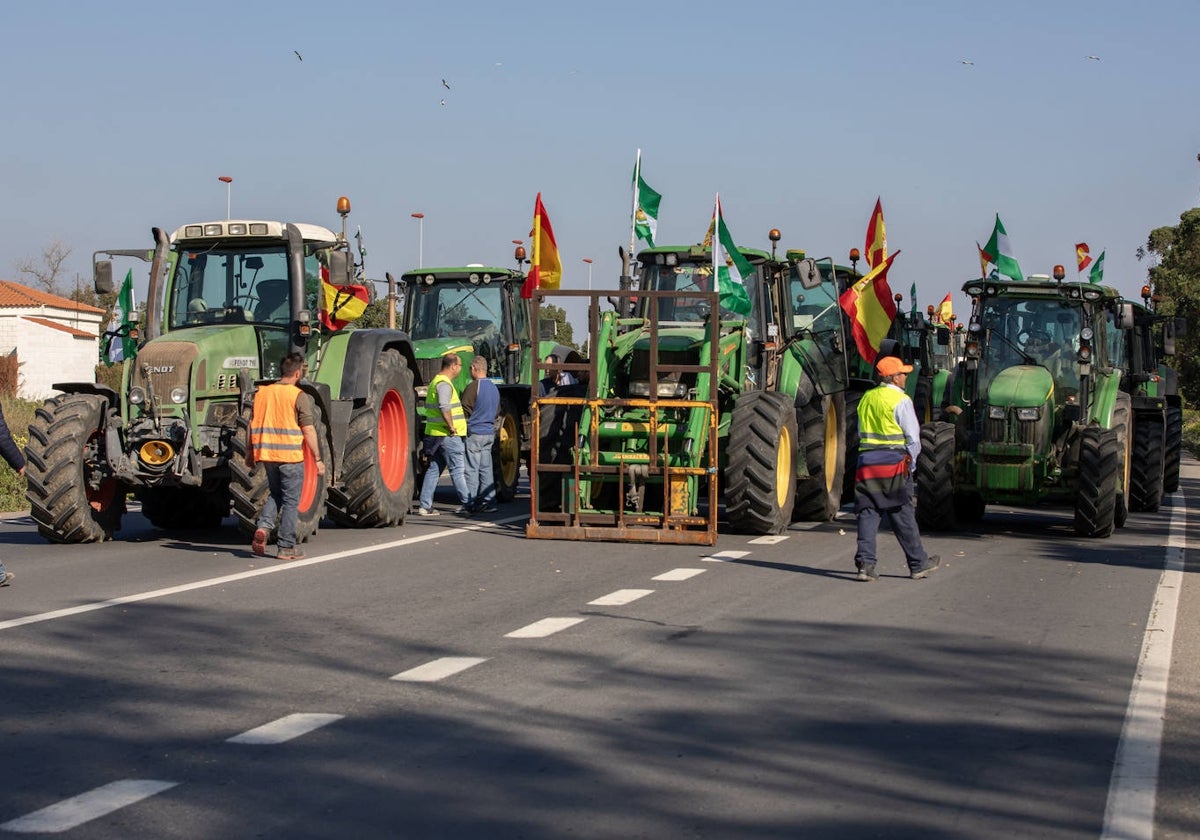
left=440, top=99, right=446, bottom=107
left=1086, top=55, right=1101, bottom=61
left=442, top=78, right=451, bottom=90
left=294, top=50, right=303, bottom=62
left=960, top=59, right=974, bottom=66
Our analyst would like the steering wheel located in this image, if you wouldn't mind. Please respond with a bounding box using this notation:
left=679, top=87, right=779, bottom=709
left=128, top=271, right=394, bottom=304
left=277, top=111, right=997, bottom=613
left=1017, top=329, right=1050, bottom=347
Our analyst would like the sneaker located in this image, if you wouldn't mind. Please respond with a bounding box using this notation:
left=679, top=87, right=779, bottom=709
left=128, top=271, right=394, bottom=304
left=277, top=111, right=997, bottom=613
left=251, top=528, right=268, bottom=556
left=454, top=506, right=473, bottom=515
left=416, top=507, right=440, bottom=517
left=910, top=555, right=941, bottom=580
left=855, top=565, right=878, bottom=582
left=277, top=547, right=305, bottom=561
left=0, top=571, right=12, bottom=587
left=476, top=504, right=498, bottom=513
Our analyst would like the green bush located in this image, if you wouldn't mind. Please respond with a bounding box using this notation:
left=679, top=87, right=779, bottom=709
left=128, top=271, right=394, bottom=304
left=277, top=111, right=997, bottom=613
left=1182, top=409, right=1200, bottom=459
left=0, top=396, right=39, bottom=512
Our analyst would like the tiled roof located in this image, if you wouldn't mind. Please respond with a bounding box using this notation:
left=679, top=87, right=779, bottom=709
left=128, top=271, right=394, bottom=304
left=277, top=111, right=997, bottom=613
left=22, top=315, right=97, bottom=339
left=0, top=280, right=106, bottom=314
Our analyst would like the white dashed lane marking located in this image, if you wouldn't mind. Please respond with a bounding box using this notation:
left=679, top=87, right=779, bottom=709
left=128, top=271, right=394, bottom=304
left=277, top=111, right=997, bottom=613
left=391, top=657, right=489, bottom=682
left=702, top=550, right=750, bottom=563
left=588, top=589, right=654, bottom=606
left=749, top=534, right=790, bottom=543
left=504, top=618, right=586, bottom=638
left=226, top=713, right=344, bottom=745
left=1, top=780, right=179, bottom=834
left=653, top=568, right=706, bottom=581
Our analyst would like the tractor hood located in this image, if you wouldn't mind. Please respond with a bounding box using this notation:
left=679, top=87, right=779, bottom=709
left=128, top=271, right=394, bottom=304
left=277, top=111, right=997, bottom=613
left=411, top=336, right=475, bottom=360
left=986, top=365, right=1054, bottom=408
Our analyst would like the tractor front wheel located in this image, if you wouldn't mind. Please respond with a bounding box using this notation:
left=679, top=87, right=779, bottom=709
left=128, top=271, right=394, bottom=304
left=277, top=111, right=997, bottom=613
left=1074, top=426, right=1119, bottom=538
left=792, top=393, right=846, bottom=522
left=915, top=421, right=957, bottom=531
left=1129, top=414, right=1165, bottom=513
left=726, top=391, right=797, bottom=535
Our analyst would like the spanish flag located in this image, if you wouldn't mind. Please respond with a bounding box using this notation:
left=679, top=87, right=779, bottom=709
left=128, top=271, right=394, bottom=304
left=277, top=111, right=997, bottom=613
left=937, top=293, right=953, bottom=325
left=521, top=193, right=562, bottom=299
left=1075, top=242, right=1093, bottom=273
left=319, top=274, right=369, bottom=331
left=865, top=197, right=887, bottom=270
left=839, top=250, right=899, bottom=363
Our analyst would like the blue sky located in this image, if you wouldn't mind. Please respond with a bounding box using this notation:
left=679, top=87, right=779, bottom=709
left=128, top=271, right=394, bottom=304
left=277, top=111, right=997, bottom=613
left=3, top=0, right=1199, bottom=331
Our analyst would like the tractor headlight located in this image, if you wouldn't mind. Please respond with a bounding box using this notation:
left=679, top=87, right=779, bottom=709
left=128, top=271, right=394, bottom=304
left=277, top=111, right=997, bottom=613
left=988, top=405, right=1006, bottom=419
left=129, top=387, right=146, bottom=405
left=1077, top=346, right=1092, bottom=363
left=1016, top=407, right=1040, bottom=421
left=628, top=381, right=687, bottom=398
left=1080, top=327, right=1094, bottom=341
left=170, top=387, right=187, bottom=404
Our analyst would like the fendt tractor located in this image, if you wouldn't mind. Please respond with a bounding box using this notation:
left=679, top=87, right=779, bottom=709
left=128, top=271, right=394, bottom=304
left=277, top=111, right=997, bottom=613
left=25, top=198, right=419, bottom=544
left=527, top=233, right=853, bottom=545
left=1122, top=287, right=1186, bottom=511
left=916, top=269, right=1135, bottom=538
left=397, top=258, right=582, bottom=500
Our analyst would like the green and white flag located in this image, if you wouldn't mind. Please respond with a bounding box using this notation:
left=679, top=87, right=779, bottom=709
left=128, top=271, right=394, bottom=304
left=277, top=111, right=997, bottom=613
left=1088, top=249, right=1105, bottom=285
left=104, top=269, right=137, bottom=366
left=712, top=195, right=753, bottom=316
left=984, top=214, right=1024, bottom=283
left=632, top=149, right=661, bottom=248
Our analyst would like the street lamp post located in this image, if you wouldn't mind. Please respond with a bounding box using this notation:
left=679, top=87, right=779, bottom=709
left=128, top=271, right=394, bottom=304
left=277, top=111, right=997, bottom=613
left=218, top=176, right=233, bottom=219
left=411, top=212, right=425, bottom=268
left=582, top=257, right=593, bottom=290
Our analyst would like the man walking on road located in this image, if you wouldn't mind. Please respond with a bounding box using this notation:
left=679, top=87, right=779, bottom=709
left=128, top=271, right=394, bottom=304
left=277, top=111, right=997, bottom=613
left=461, top=355, right=500, bottom=513
left=853, top=355, right=940, bottom=582
left=417, top=353, right=471, bottom=516
left=0, top=403, right=24, bottom=586
left=246, top=352, right=325, bottom=560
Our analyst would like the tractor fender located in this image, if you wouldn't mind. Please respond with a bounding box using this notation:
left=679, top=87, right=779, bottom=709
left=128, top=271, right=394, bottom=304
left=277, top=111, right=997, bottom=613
left=50, top=382, right=121, bottom=411
left=336, top=329, right=418, bottom=403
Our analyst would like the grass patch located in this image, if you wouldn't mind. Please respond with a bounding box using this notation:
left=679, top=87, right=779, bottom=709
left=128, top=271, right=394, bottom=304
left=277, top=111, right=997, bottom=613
left=0, top=396, right=39, bottom=512
left=1182, top=409, right=1200, bottom=459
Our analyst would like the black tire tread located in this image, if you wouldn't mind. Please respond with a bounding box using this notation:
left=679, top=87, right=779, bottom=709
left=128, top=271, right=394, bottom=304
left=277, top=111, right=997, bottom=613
left=725, top=391, right=797, bottom=535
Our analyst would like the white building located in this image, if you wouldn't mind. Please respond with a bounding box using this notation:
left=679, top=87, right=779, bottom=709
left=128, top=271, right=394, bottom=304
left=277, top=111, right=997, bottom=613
left=0, top=280, right=106, bottom=401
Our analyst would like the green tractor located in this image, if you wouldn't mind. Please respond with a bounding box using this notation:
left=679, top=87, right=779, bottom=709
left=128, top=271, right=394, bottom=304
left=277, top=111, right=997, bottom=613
left=527, top=236, right=852, bottom=545
left=916, top=272, right=1135, bottom=537
left=1122, top=289, right=1186, bottom=511
left=397, top=263, right=584, bottom=501
left=25, top=198, right=420, bottom=543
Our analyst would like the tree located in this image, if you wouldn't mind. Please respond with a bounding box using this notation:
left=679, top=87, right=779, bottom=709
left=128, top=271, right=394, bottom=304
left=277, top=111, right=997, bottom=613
left=1139, top=207, right=1200, bottom=403
left=15, top=240, right=72, bottom=296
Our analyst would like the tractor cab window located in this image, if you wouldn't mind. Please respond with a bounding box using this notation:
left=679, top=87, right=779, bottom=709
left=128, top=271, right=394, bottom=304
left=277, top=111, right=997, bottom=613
left=405, top=281, right=505, bottom=358
left=786, top=264, right=841, bottom=336
left=978, top=298, right=1082, bottom=399
left=167, top=246, right=297, bottom=329
left=640, top=262, right=756, bottom=325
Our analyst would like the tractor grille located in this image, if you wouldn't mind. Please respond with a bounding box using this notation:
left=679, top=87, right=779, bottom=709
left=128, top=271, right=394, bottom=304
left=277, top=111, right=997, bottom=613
left=131, top=341, right=197, bottom=398
left=416, top=357, right=441, bottom=387
left=984, top=410, right=1047, bottom=448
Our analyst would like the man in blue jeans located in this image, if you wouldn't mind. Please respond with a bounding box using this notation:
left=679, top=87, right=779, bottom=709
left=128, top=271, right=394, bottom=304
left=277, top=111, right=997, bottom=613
left=417, top=353, right=471, bottom=516
left=461, top=355, right=500, bottom=512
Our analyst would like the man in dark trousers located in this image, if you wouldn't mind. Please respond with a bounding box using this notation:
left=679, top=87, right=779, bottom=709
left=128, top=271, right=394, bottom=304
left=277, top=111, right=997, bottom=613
left=246, top=352, right=325, bottom=560
left=0, top=404, right=23, bottom=586
left=853, top=355, right=940, bottom=581
left=461, top=355, right=500, bottom=513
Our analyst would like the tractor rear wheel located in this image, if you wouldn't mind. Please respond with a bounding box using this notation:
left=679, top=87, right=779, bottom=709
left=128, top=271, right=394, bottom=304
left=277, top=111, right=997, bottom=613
left=494, top=396, right=521, bottom=502
left=1113, top=394, right=1131, bottom=528
left=726, top=391, right=797, bottom=534
left=792, top=393, right=846, bottom=522
left=1074, top=426, right=1119, bottom=538
left=231, top=400, right=331, bottom=543
left=915, top=421, right=957, bottom=531
left=25, top=394, right=125, bottom=543
left=1129, top=414, right=1165, bottom=513
left=327, top=349, right=416, bottom=527
left=1163, top=405, right=1183, bottom=494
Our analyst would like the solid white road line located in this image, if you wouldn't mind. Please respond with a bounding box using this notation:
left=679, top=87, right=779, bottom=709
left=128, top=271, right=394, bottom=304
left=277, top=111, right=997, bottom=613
left=0, top=517, right=525, bottom=633
left=653, top=568, right=707, bottom=581
left=702, top=550, right=750, bottom=563
left=226, top=713, right=344, bottom=745
left=588, top=589, right=654, bottom=606
left=1101, top=500, right=1188, bottom=840
left=504, top=617, right=586, bottom=638
left=391, top=657, right=489, bottom=682
left=1, top=779, right=178, bottom=833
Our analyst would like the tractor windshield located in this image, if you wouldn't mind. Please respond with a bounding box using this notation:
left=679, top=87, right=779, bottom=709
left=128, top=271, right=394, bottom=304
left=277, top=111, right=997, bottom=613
left=167, top=246, right=317, bottom=329
left=786, top=265, right=841, bottom=336
left=978, top=297, right=1082, bottom=397
left=405, top=282, right=505, bottom=354
left=640, top=262, right=752, bottom=324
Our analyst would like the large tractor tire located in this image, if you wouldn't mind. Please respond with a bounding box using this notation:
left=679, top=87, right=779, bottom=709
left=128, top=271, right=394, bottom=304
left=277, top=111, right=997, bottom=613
left=841, top=388, right=863, bottom=504
left=1113, top=394, right=1131, bottom=529
left=535, top=383, right=586, bottom=512
left=1074, top=426, right=1119, bottom=538
left=725, top=391, right=797, bottom=535
left=1163, top=405, right=1183, bottom=494
left=792, top=392, right=846, bottom=522
left=493, top=396, right=522, bottom=502
left=913, top=377, right=934, bottom=425
left=231, top=401, right=331, bottom=544
left=915, top=421, right=957, bottom=531
left=25, top=393, right=125, bottom=543
left=327, top=350, right=416, bottom=528
left=1129, top=414, right=1165, bottom=513
left=138, top=487, right=229, bottom=530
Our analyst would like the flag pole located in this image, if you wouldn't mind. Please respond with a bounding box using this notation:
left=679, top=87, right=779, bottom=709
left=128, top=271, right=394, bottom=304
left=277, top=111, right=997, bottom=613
left=712, top=194, right=720, bottom=279
left=630, top=149, right=642, bottom=264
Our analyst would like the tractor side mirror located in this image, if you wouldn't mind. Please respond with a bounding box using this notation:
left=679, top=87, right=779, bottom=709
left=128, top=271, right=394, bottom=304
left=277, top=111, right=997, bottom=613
left=1114, top=302, right=1134, bottom=330
left=540, top=319, right=556, bottom=340
left=1174, top=316, right=1187, bottom=338
left=328, top=250, right=351, bottom=284
left=937, top=326, right=951, bottom=346
left=792, top=257, right=823, bottom=290
left=94, top=260, right=114, bottom=295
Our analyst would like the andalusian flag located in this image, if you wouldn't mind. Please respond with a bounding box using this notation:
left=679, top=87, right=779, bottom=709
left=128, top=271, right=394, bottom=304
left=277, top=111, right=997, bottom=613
left=711, top=195, right=753, bottom=316
left=1088, top=250, right=1105, bottom=285
left=865, top=197, right=887, bottom=270
left=521, top=193, right=561, bottom=299
left=839, top=250, right=900, bottom=363
left=104, top=269, right=137, bottom=366
left=632, top=150, right=661, bottom=248
left=984, top=214, right=1024, bottom=283
left=1075, top=242, right=1093, bottom=274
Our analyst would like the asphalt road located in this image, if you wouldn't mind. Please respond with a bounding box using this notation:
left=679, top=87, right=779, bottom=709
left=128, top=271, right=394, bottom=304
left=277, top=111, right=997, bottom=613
left=0, top=463, right=1196, bottom=839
